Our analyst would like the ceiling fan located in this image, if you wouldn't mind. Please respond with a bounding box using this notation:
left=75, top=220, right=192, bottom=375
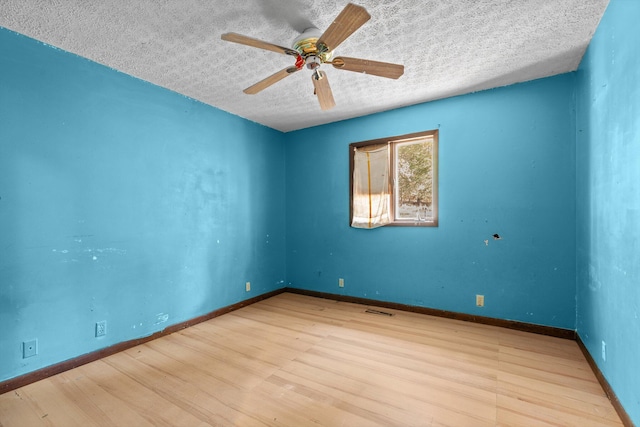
left=221, top=3, right=404, bottom=111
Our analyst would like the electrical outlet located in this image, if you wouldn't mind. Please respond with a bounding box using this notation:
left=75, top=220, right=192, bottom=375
left=602, top=340, right=606, bottom=361
left=338, top=278, right=344, bottom=288
left=245, top=281, right=251, bottom=292
left=95, top=320, right=107, bottom=337
left=23, top=339, right=38, bottom=358
left=476, top=295, right=485, bottom=307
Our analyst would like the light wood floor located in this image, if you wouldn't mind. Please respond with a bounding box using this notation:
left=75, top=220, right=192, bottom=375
left=0, top=293, right=623, bottom=426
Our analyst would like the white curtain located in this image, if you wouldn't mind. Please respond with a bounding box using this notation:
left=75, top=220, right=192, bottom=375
left=351, top=144, right=390, bottom=228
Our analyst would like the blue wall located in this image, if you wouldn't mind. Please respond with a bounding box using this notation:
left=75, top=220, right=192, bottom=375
left=285, top=75, right=577, bottom=329
left=0, top=28, right=286, bottom=381
left=3, top=5, right=638, bottom=421
left=576, top=0, right=640, bottom=423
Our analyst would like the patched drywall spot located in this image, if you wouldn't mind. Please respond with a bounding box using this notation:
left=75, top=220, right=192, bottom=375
left=484, top=239, right=489, bottom=246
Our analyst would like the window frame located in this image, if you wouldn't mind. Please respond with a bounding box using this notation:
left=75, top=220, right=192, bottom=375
left=349, top=130, right=439, bottom=227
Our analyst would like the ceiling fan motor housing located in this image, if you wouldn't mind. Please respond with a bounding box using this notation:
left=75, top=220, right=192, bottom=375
left=292, top=27, right=333, bottom=64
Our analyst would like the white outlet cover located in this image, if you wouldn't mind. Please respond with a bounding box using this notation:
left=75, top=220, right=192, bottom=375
left=96, top=321, right=107, bottom=337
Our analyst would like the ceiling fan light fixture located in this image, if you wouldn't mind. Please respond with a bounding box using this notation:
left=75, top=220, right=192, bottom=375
left=305, top=55, right=322, bottom=70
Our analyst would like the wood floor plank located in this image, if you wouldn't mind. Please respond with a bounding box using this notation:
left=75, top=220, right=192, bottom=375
left=325, top=329, right=499, bottom=378
left=497, top=393, right=623, bottom=427
left=78, top=360, right=212, bottom=427
left=498, top=328, right=584, bottom=360
left=314, top=335, right=498, bottom=403
left=498, top=344, right=594, bottom=380
left=200, top=312, right=320, bottom=351
left=6, top=382, right=94, bottom=427
left=498, top=355, right=605, bottom=395
left=0, top=293, right=624, bottom=427
left=342, top=319, right=500, bottom=374
left=498, top=372, right=622, bottom=424
left=105, top=348, right=266, bottom=427
left=247, top=376, right=384, bottom=427
left=0, top=388, right=59, bottom=427
left=278, top=355, right=496, bottom=426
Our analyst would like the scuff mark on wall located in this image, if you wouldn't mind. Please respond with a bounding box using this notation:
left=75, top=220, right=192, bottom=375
left=84, top=248, right=127, bottom=255
left=52, top=247, right=127, bottom=262
left=155, top=313, right=169, bottom=325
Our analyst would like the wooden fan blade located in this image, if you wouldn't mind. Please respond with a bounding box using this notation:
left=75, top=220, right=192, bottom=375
left=332, top=56, right=404, bottom=79
left=311, top=70, right=336, bottom=111
left=244, top=67, right=300, bottom=94
left=317, top=3, right=370, bottom=53
left=221, top=32, right=299, bottom=56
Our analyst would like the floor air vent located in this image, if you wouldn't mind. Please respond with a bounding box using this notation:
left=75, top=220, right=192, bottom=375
left=364, top=308, right=394, bottom=316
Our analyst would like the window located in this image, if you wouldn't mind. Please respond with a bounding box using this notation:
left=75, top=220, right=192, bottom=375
left=350, top=130, right=438, bottom=228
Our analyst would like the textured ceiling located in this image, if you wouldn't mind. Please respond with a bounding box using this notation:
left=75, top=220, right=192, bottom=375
left=0, top=0, right=609, bottom=132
